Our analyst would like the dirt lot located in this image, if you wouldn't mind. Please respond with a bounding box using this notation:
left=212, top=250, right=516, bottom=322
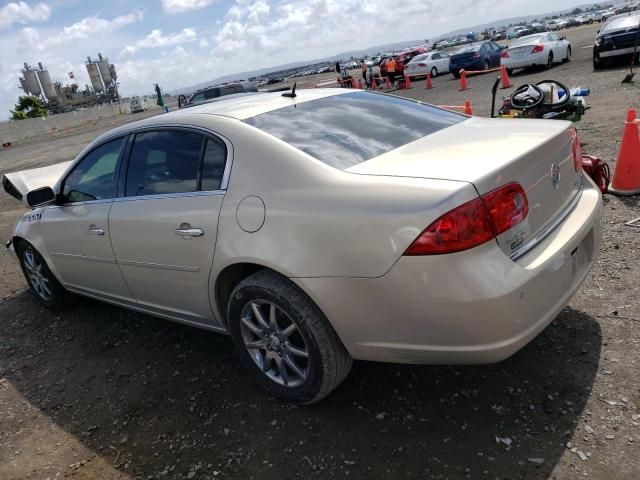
left=1, top=23, right=639, bottom=479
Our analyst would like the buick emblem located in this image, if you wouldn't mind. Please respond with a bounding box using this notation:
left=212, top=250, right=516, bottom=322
left=551, top=163, right=561, bottom=189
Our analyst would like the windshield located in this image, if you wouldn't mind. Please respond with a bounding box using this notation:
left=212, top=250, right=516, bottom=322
left=244, top=92, right=464, bottom=170
left=603, top=14, right=640, bottom=33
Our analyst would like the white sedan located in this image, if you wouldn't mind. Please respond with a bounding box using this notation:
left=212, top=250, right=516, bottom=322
left=501, top=32, right=571, bottom=73
left=404, top=51, right=450, bottom=78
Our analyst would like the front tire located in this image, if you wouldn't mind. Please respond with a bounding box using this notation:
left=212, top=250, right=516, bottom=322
left=17, top=241, right=68, bottom=309
left=564, top=46, right=572, bottom=63
left=227, top=270, right=352, bottom=404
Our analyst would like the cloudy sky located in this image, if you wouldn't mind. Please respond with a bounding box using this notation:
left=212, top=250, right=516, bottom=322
left=1, top=0, right=584, bottom=118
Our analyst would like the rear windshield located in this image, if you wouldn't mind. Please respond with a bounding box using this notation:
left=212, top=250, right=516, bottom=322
left=458, top=44, right=481, bottom=53
left=244, top=92, right=464, bottom=170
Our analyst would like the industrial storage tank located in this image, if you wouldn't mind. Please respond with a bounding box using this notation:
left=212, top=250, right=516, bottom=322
left=98, top=59, right=113, bottom=87
left=109, top=64, right=117, bottom=81
left=19, top=77, right=29, bottom=95
left=22, top=64, right=42, bottom=96
left=86, top=61, right=104, bottom=92
left=36, top=63, right=57, bottom=100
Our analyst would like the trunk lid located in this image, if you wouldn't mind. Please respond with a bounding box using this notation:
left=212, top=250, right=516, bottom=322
left=508, top=45, right=536, bottom=58
left=347, top=117, right=582, bottom=258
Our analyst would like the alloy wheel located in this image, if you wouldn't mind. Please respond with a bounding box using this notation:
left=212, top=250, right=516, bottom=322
left=23, top=248, right=52, bottom=302
left=239, top=300, right=310, bottom=387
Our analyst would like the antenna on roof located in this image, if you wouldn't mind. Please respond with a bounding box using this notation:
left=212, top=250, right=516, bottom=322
left=282, top=82, right=297, bottom=98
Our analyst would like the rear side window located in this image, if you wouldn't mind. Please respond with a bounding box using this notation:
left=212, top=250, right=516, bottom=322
left=244, top=92, right=463, bottom=170
left=125, top=130, right=203, bottom=197
left=201, top=137, right=228, bottom=191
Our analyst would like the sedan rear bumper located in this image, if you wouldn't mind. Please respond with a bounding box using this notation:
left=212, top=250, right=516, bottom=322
left=501, top=51, right=547, bottom=69
left=294, top=177, right=601, bottom=365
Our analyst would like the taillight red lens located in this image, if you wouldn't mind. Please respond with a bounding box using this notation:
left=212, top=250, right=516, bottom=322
left=418, top=63, right=426, bottom=67
left=531, top=44, right=544, bottom=53
left=404, top=183, right=529, bottom=256
left=570, top=128, right=583, bottom=172
left=501, top=50, right=509, bottom=58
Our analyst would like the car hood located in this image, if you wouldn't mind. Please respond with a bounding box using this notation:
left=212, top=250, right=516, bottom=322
left=2, top=161, right=72, bottom=205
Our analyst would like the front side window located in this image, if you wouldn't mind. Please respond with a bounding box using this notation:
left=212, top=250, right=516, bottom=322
left=125, top=130, right=203, bottom=197
left=63, top=137, right=124, bottom=203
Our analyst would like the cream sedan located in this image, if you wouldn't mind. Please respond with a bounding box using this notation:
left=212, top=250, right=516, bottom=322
left=3, top=89, right=601, bottom=404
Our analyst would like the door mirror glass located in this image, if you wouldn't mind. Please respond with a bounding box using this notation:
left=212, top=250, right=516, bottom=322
left=26, top=186, right=55, bottom=208
left=178, top=94, right=187, bottom=108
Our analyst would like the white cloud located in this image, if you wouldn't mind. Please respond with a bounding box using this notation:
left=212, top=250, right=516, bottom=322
left=199, top=38, right=209, bottom=48
left=121, top=28, right=198, bottom=56
left=0, top=1, right=51, bottom=29
left=162, top=0, right=218, bottom=14
left=45, top=11, right=143, bottom=47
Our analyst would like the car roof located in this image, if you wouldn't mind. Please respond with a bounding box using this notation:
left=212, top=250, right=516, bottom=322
left=99, top=89, right=353, bottom=141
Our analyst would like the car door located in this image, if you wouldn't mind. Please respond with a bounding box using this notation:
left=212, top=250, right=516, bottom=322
left=489, top=42, right=502, bottom=66
left=438, top=52, right=450, bottom=72
left=108, top=128, right=230, bottom=324
left=39, top=136, right=134, bottom=301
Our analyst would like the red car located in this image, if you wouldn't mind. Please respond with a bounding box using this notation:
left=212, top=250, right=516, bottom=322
left=380, top=47, right=427, bottom=77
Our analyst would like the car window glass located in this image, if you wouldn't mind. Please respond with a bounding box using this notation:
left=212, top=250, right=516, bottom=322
left=63, top=137, right=124, bottom=203
left=432, top=53, right=440, bottom=60
left=125, top=130, right=204, bottom=197
left=201, top=137, right=228, bottom=191
left=245, top=91, right=463, bottom=170
left=190, top=93, right=205, bottom=103
left=441, top=53, right=449, bottom=58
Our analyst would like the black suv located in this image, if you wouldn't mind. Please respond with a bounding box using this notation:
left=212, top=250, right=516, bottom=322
left=179, top=82, right=258, bottom=108
left=594, top=13, right=640, bottom=70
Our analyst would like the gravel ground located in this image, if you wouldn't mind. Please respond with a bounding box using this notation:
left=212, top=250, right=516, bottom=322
left=0, top=23, right=639, bottom=480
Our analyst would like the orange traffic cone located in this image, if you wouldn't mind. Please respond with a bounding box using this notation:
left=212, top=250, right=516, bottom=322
left=464, top=101, right=473, bottom=115
left=500, top=65, right=512, bottom=89
left=459, top=70, right=469, bottom=91
left=384, top=76, right=392, bottom=89
left=609, top=109, right=640, bottom=196
left=357, top=79, right=363, bottom=89
left=425, top=73, right=433, bottom=89
left=405, top=75, right=411, bottom=89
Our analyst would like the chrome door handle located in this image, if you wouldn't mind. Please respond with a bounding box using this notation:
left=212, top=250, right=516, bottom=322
left=175, top=227, right=204, bottom=237
left=87, top=227, right=105, bottom=236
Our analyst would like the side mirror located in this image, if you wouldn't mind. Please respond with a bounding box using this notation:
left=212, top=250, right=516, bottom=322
left=26, top=186, right=55, bottom=208
left=178, top=94, right=187, bottom=108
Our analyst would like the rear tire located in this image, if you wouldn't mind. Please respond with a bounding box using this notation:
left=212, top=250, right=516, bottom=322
left=484, top=59, right=490, bottom=70
left=546, top=52, right=554, bottom=69
left=17, top=241, right=69, bottom=310
left=563, top=46, right=572, bottom=63
left=227, top=270, right=352, bottom=404
left=431, top=67, right=437, bottom=78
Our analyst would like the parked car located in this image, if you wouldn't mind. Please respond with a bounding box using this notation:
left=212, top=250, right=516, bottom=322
left=530, top=22, right=547, bottom=32
left=554, top=19, right=570, bottom=29
left=594, top=12, right=640, bottom=70
left=601, top=8, right=619, bottom=22
left=574, top=15, right=592, bottom=25
left=178, top=82, right=258, bottom=108
left=501, top=32, right=572, bottom=74
left=449, top=41, right=504, bottom=77
left=564, top=17, right=581, bottom=28
left=491, top=31, right=507, bottom=41
left=129, top=96, right=147, bottom=114
left=507, top=26, right=532, bottom=39
left=3, top=89, right=601, bottom=404
left=404, top=51, right=450, bottom=78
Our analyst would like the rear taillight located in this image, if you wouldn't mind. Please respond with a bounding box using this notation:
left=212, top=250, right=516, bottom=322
left=531, top=44, right=544, bottom=53
left=418, top=63, right=426, bottom=67
left=501, top=50, right=509, bottom=58
left=570, top=128, right=583, bottom=172
left=404, top=183, right=529, bottom=256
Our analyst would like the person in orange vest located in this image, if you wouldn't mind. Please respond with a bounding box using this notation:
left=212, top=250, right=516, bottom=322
left=386, top=56, right=397, bottom=86
left=361, top=60, right=368, bottom=87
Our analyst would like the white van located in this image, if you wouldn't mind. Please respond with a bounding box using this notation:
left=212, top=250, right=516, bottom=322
left=130, top=96, right=147, bottom=114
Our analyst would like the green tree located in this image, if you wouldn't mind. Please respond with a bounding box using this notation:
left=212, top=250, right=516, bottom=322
left=10, top=95, right=48, bottom=120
